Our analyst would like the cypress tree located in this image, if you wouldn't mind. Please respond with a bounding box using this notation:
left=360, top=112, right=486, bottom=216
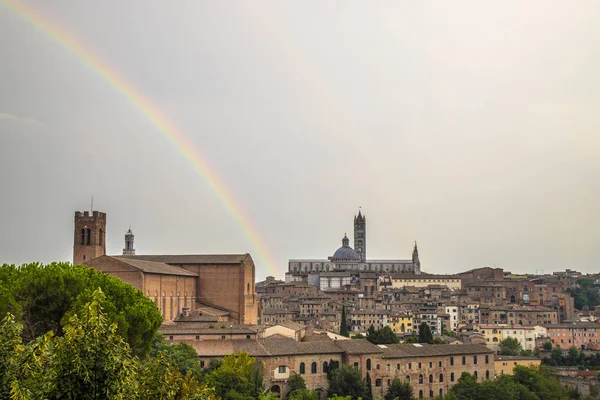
left=340, top=306, right=350, bottom=337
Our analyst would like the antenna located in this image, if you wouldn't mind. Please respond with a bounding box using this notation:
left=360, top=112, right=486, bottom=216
left=91, top=195, right=94, bottom=212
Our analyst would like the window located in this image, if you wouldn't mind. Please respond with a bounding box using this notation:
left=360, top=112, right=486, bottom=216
left=485, top=355, right=489, bottom=364
left=377, top=364, right=381, bottom=370
left=406, top=375, right=410, bottom=383
left=439, top=389, right=443, bottom=398
left=366, top=359, right=371, bottom=371
left=429, top=374, right=433, bottom=383
left=474, top=356, right=478, bottom=365
left=439, top=361, right=442, bottom=368
left=408, top=363, right=412, bottom=369
left=221, top=335, right=225, bottom=340
left=200, top=361, right=205, bottom=368
left=169, top=336, right=173, bottom=340
left=80, top=229, right=85, bottom=245
left=323, top=362, right=328, bottom=373
left=419, top=375, right=423, bottom=384
left=354, top=362, right=359, bottom=368
left=278, top=366, right=286, bottom=373
left=462, top=356, right=466, bottom=365
left=397, top=364, right=400, bottom=370
left=86, top=228, right=91, bottom=245
left=450, top=373, right=455, bottom=382
left=429, top=390, right=434, bottom=398
left=247, top=283, right=250, bottom=293
left=387, top=364, right=390, bottom=371
left=195, top=335, right=200, bottom=340
left=486, top=370, right=490, bottom=379
left=311, top=362, right=317, bottom=374
left=418, top=362, right=422, bottom=369
left=439, top=374, right=444, bottom=383
left=450, top=357, right=454, bottom=366
left=99, top=229, right=103, bottom=246
left=429, top=362, right=432, bottom=368
left=474, top=371, right=478, bottom=379
left=419, top=390, right=423, bottom=399
left=246, top=335, right=251, bottom=339
left=375, top=379, right=382, bottom=387
left=299, top=363, right=305, bottom=374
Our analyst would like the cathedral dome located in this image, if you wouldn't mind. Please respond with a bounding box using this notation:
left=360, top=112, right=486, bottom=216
left=330, top=235, right=360, bottom=261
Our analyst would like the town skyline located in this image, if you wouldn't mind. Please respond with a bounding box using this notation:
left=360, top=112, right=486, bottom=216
left=2, top=2, right=599, bottom=279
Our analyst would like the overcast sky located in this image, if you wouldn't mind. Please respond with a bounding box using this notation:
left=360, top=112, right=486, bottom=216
left=1, top=1, right=599, bottom=280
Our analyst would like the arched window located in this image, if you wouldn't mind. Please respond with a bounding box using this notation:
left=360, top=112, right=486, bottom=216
left=450, top=372, right=455, bottom=382
left=419, top=375, right=423, bottom=384
left=86, top=228, right=91, bottom=245
left=299, top=362, right=305, bottom=374
left=474, top=371, right=478, bottom=379
left=80, top=229, right=85, bottom=245
left=311, top=362, right=317, bottom=374
left=439, top=374, right=444, bottom=383
left=419, top=390, right=423, bottom=399
left=486, top=370, right=489, bottom=380
left=493, top=337, right=499, bottom=342
left=99, top=229, right=103, bottom=246
left=323, top=362, right=328, bottom=373
left=366, top=359, right=371, bottom=371
left=406, top=375, right=410, bottom=383
left=439, top=389, right=443, bottom=398
left=429, top=374, right=433, bottom=383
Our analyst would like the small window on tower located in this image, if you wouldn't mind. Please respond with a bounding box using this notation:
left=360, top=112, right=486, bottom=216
left=99, top=229, right=103, bottom=246
left=86, top=228, right=91, bottom=245
left=80, top=229, right=85, bottom=245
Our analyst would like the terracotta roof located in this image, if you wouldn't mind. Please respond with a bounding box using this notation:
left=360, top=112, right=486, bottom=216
left=120, top=254, right=251, bottom=264
left=381, top=343, right=492, bottom=358
left=333, top=339, right=384, bottom=355
left=111, top=256, right=197, bottom=276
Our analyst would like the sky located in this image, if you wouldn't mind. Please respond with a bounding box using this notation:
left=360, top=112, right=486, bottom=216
left=1, top=1, right=599, bottom=280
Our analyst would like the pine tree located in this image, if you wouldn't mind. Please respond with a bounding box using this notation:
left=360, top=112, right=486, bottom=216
left=340, top=306, right=350, bottom=337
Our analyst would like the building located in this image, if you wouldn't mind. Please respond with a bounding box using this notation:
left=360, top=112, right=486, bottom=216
left=286, top=211, right=421, bottom=283
left=74, top=210, right=257, bottom=324
left=545, top=322, right=600, bottom=350
left=494, top=356, right=541, bottom=376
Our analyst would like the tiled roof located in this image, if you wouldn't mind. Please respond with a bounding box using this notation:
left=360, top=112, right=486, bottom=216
left=111, top=257, right=197, bottom=276
left=120, top=254, right=250, bottom=264
left=381, top=343, right=492, bottom=358
left=333, top=339, right=384, bottom=355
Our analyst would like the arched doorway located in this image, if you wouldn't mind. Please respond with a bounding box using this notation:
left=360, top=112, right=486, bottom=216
left=271, top=385, right=281, bottom=398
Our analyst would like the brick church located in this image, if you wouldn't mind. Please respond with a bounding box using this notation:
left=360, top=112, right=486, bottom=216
left=73, top=210, right=257, bottom=324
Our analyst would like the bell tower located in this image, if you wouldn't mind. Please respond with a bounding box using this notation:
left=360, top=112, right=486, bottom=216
left=123, top=228, right=135, bottom=255
left=73, top=211, right=106, bottom=265
left=354, top=210, right=366, bottom=262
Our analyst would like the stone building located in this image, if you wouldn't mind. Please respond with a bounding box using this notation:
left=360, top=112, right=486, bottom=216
left=286, top=211, right=421, bottom=283
left=545, top=321, right=600, bottom=350
left=74, top=210, right=257, bottom=324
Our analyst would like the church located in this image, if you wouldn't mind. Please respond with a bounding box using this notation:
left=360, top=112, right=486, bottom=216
left=285, top=211, right=421, bottom=287
left=72, top=210, right=257, bottom=324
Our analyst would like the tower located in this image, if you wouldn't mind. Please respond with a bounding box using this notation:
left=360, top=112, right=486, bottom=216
left=123, top=228, right=135, bottom=255
left=73, top=211, right=106, bottom=265
left=412, top=241, right=421, bottom=273
left=354, top=210, right=366, bottom=261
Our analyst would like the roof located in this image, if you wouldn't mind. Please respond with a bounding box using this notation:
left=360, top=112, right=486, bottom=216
left=119, top=254, right=251, bottom=265
left=333, top=339, right=384, bottom=355
left=111, top=256, right=197, bottom=276
left=495, top=355, right=540, bottom=361
left=381, top=343, right=493, bottom=358
left=544, top=322, right=600, bottom=329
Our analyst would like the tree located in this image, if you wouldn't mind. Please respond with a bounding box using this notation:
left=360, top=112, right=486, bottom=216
left=327, top=364, right=370, bottom=400
left=543, top=341, right=553, bottom=351
left=402, top=335, right=419, bottom=344
left=287, top=373, right=307, bottom=396
left=0, top=262, right=163, bottom=357
left=366, top=326, right=399, bottom=345
left=206, top=352, right=260, bottom=400
left=287, top=389, right=319, bottom=400
left=340, top=306, right=350, bottom=337
left=150, top=335, right=203, bottom=381
left=384, top=377, right=413, bottom=400
left=366, top=372, right=373, bottom=400
left=418, top=322, right=433, bottom=344
left=499, top=337, right=522, bottom=356
left=567, top=279, right=600, bottom=310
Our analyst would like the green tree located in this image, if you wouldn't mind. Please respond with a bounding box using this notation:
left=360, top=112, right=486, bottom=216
left=418, top=322, right=433, bottom=344
left=340, top=306, right=350, bottom=337
left=327, top=364, right=370, bottom=400
left=567, top=279, right=600, bottom=310
left=384, top=377, right=413, bottom=400
left=206, top=352, right=260, bottom=400
left=543, top=341, right=553, bottom=351
left=287, top=389, right=319, bottom=400
left=0, top=263, right=162, bottom=357
left=366, top=326, right=399, bottom=345
left=512, top=365, right=572, bottom=400
left=499, top=337, right=522, bottom=356
left=150, top=335, right=203, bottom=381
left=287, top=373, right=307, bottom=397
left=402, top=335, right=419, bottom=344
left=366, top=372, right=373, bottom=400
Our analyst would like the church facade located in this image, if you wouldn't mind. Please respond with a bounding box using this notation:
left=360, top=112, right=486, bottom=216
left=72, top=210, right=257, bottom=324
left=286, top=211, right=421, bottom=285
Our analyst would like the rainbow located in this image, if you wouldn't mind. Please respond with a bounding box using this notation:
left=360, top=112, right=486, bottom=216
left=1, top=0, right=279, bottom=276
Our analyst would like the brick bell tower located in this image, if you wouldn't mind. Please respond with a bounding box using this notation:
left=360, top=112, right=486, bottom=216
left=73, top=211, right=106, bottom=265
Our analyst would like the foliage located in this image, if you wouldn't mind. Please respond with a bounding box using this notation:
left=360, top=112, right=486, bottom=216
left=0, top=262, right=163, bottom=357
left=418, top=322, right=433, bottom=344
left=340, top=306, right=350, bottom=337
left=402, top=335, right=419, bottom=344
left=287, top=389, right=319, bottom=400
left=543, top=341, right=553, bottom=351
left=384, top=377, right=413, bottom=400
left=499, top=337, right=522, bottom=356
left=205, top=352, right=263, bottom=400
left=327, top=364, right=370, bottom=400
left=287, top=373, right=307, bottom=396
left=327, top=396, right=352, bottom=400
left=446, top=372, right=537, bottom=400
left=567, top=279, right=600, bottom=310
left=150, top=335, right=203, bottom=381
left=543, top=347, right=600, bottom=368
left=366, top=372, right=373, bottom=400
left=511, top=365, right=573, bottom=400
left=1, top=289, right=216, bottom=400
left=366, top=325, right=399, bottom=345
